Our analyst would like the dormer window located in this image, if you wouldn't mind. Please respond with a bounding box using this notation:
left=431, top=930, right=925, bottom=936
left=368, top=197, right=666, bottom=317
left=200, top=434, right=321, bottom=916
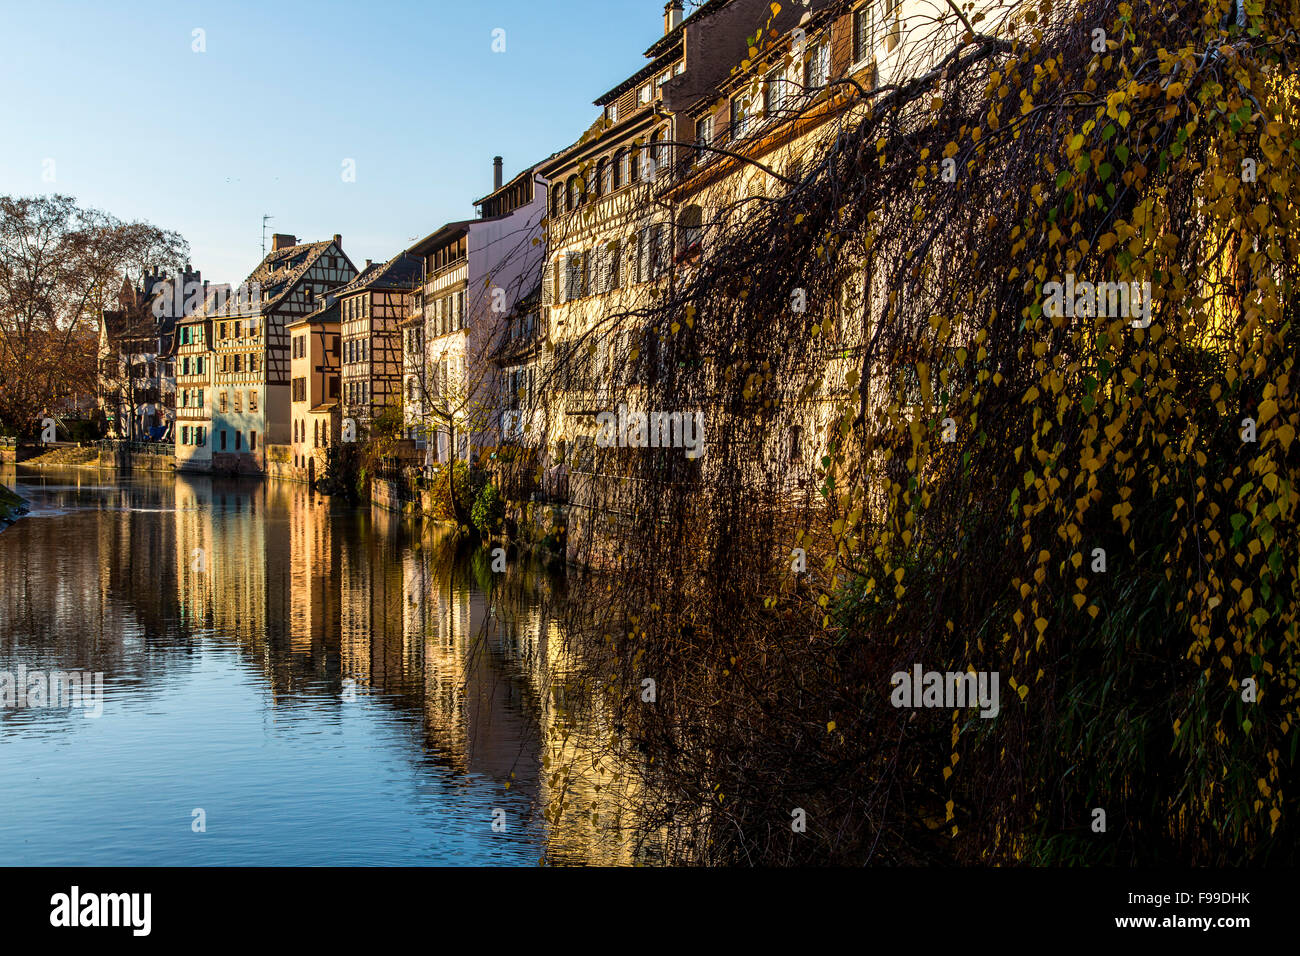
left=608, top=103, right=618, bottom=123
left=639, top=83, right=652, bottom=105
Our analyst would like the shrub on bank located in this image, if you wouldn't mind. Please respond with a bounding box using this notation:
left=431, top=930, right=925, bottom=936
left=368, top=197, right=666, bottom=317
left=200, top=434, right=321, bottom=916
left=471, top=482, right=504, bottom=535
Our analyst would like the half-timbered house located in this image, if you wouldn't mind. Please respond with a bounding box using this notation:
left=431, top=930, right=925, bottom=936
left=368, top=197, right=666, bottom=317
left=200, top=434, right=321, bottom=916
left=288, top=294, right=343, bottom=486
left=174, top=307, right=213, bottom=471
left=337, top=253, right=422, bottom=432
left=200, top=234, right=357, bottom=475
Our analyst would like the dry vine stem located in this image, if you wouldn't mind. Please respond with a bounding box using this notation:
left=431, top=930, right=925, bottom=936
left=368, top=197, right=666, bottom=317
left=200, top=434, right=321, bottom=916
left=483, top=0, right=1300, bottom=865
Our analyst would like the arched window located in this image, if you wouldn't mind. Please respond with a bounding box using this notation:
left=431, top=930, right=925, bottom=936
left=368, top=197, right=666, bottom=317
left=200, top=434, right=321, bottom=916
left=551, top=184, right=562, bottom=218
left=613, top=149, right=625, bottom=189
left=566, top=177, right=578, bottom=211
left=596, top=158, right=610, bottom=196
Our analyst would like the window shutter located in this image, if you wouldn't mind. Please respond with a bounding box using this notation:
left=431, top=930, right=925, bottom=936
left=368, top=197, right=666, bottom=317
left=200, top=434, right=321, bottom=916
left=542, top=260, right=554, bottom=307
left=609, top=240, right=621, bottom=291
left=638, top=228, right=651, bottom=284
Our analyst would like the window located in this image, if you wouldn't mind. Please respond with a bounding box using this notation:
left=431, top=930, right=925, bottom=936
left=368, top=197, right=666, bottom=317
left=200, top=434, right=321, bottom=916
left=613, top=149, right=626, bottom=189
left=635, top=225, right=669, bottom=282
left=565, top=252, right=586, bottom=301
left=566, top=177, right=579, bottom=211
left=765, top=66, right=791, bottom=115
left=219, top=392, right=228, bottom=413
left=805, top=41, right=831, bottom=90
left=853, top=5, right=876, bottom=64
left=649, top=128, right=666, bottom=177
left=652, top=224, right=669, bottom=277
left=220, top=430, right=227, bottom=451
left=608, top=102, right=618, bottom=123
left=249, top=431, right=256, bottom=452
left=639, top=83, right=652, bottom=104
left=695, top=114, right=713, bottom=165
left=680, top=205, right=703, bottom=255
left=731, top=94, right=752, bottom=139
left=249, top=390, right=257, bottom=412
left=234, top=391, right=242, bottom=413
left=329, top=376, right=339, bottom=398
left=604, top=240, right=622, bottom=292
left=597, top=157, right=611, bottom=196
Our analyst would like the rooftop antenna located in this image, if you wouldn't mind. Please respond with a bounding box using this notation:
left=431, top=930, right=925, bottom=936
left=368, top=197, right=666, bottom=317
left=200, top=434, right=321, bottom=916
left=261, top=214, right=274, bottom=258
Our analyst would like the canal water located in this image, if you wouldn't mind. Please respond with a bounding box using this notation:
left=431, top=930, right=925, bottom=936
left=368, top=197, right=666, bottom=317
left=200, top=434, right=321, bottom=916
left=0, top=467, right=644, bottom=866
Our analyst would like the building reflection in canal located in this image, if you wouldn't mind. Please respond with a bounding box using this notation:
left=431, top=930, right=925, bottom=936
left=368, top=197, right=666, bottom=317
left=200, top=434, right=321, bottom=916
left=0, top=466, right=654, bottom=865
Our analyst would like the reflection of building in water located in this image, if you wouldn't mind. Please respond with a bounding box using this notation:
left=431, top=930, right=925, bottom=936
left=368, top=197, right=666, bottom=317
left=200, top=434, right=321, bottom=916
left=338, top=509, right=423, bottom=702
left=286, top=482, right=341, bottom=666
left=97, top=476, right=181, bottom=636
left=408, top=539, right=542, bottom=797
left=524, top=603, right=648, bottom=866
left=206, top=484, right=267, bottom=650
left=428, top=556, right=651, bottom=866
left=174, top=475, right=215, bottom=630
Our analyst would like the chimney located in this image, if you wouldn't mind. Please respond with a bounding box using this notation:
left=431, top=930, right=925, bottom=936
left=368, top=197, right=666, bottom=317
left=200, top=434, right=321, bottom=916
left=271, top=233, right=296, bottom=252
left=665, top=1, right=684, bottom=34
left=493, top=156, right=504, bottom=191
left=333, top=234, right=342, bottom=248
left=365, top=259, right=373, bottom=269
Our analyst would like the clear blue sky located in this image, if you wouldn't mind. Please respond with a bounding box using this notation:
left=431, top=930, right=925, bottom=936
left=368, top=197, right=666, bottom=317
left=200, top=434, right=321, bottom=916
left=0, top=0, right=681, bottom=284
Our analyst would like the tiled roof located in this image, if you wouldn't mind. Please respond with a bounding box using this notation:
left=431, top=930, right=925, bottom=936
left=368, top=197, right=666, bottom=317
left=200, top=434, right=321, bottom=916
left=334, top=252, right=422, bottom=297
left=289, top=297, right=341, bottom=328
left=193, top=239, right=339, bottom=319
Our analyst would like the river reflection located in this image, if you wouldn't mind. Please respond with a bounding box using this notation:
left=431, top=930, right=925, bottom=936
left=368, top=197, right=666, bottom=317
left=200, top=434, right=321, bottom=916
left=0, top=466, right=647, bottom=866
